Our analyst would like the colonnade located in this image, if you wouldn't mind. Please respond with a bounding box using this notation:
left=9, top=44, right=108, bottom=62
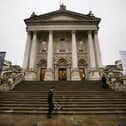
left=23, top=30, right=102, bottom=80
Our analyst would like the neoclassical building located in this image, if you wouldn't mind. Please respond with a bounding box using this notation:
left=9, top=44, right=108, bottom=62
left=23, top=5, right=102, bottom=81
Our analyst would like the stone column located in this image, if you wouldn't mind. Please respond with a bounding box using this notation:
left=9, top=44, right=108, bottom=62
left=23, top=31, right=31, bottom=70
left=55, top=67, right=58, bottom=80
left=67, top=66, right=71, bottom=80
left=94, top=31, right=102, bottom=67
left=44, top=31, right=54, bottom=80
left=88, top=31, right=96, bottom=68
left=29, top=31, right=37, bottom=70
left=71, top=31, right=80, bottom=80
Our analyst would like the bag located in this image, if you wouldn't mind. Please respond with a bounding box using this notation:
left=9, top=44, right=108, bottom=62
left=52, top=102, right=63, bottom=114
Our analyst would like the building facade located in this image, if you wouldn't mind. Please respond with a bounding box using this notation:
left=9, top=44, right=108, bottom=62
left=23, top=5, right=102, bottom=81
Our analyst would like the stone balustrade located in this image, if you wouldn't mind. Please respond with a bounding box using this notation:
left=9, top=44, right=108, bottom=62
left=0, top=72, right=24, bottom=92
left=103, top=71, right=126, bottom=93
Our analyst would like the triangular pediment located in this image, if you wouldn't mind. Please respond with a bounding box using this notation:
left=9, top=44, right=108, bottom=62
left=46, top=15, right=79, bottom=21
left=25, top=9, right=100, bottom=25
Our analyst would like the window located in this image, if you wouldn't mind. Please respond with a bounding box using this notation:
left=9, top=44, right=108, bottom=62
left=60, top=38, right=65, bottom=49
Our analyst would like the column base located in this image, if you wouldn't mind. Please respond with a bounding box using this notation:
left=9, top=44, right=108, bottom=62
left=71, top=68, right=80, bottom=80
left=24, top=71, right=37, bottom=80
left=88, top=68, right=102, bottom=80
left=44, top=68, right=54, bottom=81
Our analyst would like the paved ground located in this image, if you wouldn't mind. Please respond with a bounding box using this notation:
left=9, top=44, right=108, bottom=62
left=0, top=115, right=126, bottom=126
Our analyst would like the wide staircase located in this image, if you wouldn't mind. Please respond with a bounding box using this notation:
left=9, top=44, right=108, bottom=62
left=0, top=80, right=126, bottom=115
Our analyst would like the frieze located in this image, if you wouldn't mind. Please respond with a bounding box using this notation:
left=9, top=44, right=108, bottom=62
left=27, top=25, right=97, bottom=31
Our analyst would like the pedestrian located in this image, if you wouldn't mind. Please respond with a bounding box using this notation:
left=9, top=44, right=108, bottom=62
left=102, top=74, right=107, bottom=88
left=47, top=87, right=55, bottom=118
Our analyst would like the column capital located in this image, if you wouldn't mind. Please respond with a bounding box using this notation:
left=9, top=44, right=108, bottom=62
left=33, top=31, right=37, bottom=35
left=88, top=30, right=92, bottom=34
left=26, top=30, right=31, bottom=34
left=94, top=30, right=98, bottom=34
left=72, top=30, right=76, bottom=34
left=49, top=30, right=53, bottom=34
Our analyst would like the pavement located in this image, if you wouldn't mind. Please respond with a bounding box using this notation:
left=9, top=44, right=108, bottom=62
left=0, top=115, right=126, bottom=126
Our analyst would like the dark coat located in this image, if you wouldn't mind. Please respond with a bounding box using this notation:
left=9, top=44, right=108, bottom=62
left=102, top=76, right=108, bottom=88
left=48, top=90, right=53, bottom=104
left=102, top=76, right=106, bottom=84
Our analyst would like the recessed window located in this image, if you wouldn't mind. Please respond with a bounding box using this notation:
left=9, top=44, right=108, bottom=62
left=40, top=49, right=46, bottom=53
left=60, top=49, right=65, bottom=52
left=60, top=38, right=65, bottom=49
left=79, top=48, right=83, bottom=52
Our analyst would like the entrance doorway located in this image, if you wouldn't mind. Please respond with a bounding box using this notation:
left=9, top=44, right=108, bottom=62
left=40, top=68, right=46, bottom=81
left=80, top=68, right=85, bottom=80
left=58, top=68, right=67, bottom=80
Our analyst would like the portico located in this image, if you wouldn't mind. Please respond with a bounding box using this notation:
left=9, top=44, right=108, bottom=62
left=23, top=5, right=102, bottom=80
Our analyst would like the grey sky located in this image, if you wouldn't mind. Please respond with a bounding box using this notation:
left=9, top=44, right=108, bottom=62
left=0, top=0, right=126, bottom=66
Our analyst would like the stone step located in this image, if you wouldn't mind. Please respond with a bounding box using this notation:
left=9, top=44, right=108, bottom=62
left=1, top=95, right=123, bottom=99
left=1, top=98, right=126, bottom=102
left=0, top=92, right=118, bottom=96
left=0, top=97, right=126, bottom=100
left=0, top=103, right=126, bottom=107
left=0, top=110, right=126, bottom=115
left=0, top=101, right=126, bottom=104
left=0, top=106, right=126, bottom=110
left=1, top=93, right=120, bottom=97
left=13, top=80, right=107, bottom=91
left=1, top=94, right=117, bottom=97
left=0, top=80, right=126, bottom=116
left=2, top=90, right=114, bottom=93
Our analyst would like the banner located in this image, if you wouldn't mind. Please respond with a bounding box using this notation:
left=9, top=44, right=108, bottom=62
left=0, top=52, right=6, bottom=75
left=120, top=51, right=126, bottom=75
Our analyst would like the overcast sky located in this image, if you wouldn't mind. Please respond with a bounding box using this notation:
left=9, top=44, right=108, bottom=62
left=0, top=0, right=126, bottom=66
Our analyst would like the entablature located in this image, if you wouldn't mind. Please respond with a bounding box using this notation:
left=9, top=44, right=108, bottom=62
left=27, top=25, right=97, bottom=31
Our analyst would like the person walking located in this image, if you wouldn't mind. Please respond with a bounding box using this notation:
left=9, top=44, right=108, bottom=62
left=47, top=87, right=55, bottom=118
left=102, top=74, right=107, bottom=88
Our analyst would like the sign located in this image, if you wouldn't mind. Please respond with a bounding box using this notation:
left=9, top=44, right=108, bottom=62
left=0, top=52, right=6, bottom=75
left=120, top=51, right=126, bottom=75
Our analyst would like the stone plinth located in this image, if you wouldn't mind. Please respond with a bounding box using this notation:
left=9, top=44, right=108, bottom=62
left=71, top=68, right=80, bottom=80
left=24, top=71, right=37, bottom=80
left=44, top=68, right=54, bottom=81
left=88, top=68, right=101, bottom=80
left=0, top=85, right=10, bottom=92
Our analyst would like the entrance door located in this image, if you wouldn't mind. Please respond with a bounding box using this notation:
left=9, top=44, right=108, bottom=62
left=58, top=68, right=67, bottom=80
left=80, top=68, right=85, bottom=80
left=40, top=68, right=46, bottom=81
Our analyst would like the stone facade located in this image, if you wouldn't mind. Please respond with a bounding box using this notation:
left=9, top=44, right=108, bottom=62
left=23, top=5, right=103, bottom=81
